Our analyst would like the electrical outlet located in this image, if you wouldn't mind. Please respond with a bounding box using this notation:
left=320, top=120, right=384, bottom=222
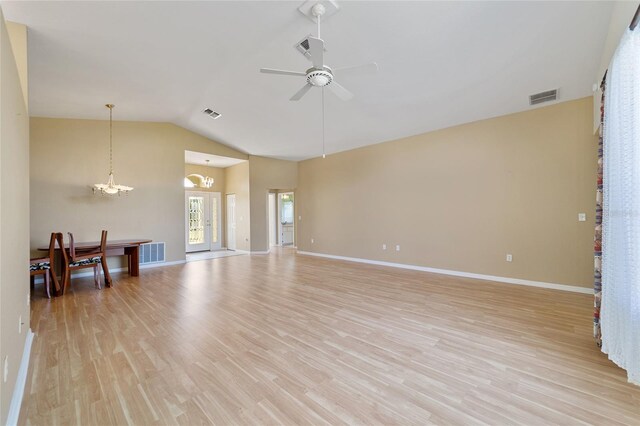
left=382, top=244, right=387, bottom=250
left=3, top=356, right=8, bottom=383
left=578, top=213, right=587, bottom=222
left=18, top=315, right=22, bottom=334
left=298, top=215, right=302, bottom=220
left=395, top=245, right=400, bottom=251
left=311, top=238, right=314, bottom=244
left=506, top=254, right=513, bottom=262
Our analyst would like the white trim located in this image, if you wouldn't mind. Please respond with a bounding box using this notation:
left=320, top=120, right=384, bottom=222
left=32, top=260, right=187, bottom=284
left=6, top=329, right=34, bottom=426
left=297, top=251, right=592, bottom=294
left=251, top=250, right=270, bottom=255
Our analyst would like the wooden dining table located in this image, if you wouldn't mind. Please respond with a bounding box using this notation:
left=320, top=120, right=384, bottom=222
left=38, top=238, right=152, bottom=287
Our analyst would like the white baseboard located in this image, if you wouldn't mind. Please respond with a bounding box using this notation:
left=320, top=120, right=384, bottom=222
left=251, top=250, right=270, bottom=255
left=297, top=250, right=592, bottom=294
left=33, top=260, right=186, bottom=284
left=6, top=329, right=34, bottom=426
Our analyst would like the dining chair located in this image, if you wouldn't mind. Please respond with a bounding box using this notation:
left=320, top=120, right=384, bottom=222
left=58, top=230, right=107, bottom=294
left=30, top=232, right=61, bottom=298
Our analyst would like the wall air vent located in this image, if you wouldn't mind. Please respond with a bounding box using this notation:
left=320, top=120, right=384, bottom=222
left=529, top=89, right=558, bottom=106
left=202, top=108, right=222, bottom=119
left=139, top=242, right=165, bottom=264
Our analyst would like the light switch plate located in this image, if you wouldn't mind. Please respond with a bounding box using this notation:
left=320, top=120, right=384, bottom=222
left=578, top=213, right=587, bottom=222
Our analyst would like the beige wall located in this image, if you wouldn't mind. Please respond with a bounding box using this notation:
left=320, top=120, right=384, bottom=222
left=5, top=21, right=27, bottom=111
left=0, top=14, right=30, bottom=425
left=298, top=97, right=596, bottom=288
left=593, top=1, right=639, bottom=131
left=224, top=162, right=251, bottom=251
left=30, top=118, right=246, bottom=266
left=249, top=155, right=298, bottom=252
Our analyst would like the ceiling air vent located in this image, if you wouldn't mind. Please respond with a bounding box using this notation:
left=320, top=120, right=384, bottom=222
left=529, top=89, right=558, bottom=106
left=202, top=108, right=222, bottom=119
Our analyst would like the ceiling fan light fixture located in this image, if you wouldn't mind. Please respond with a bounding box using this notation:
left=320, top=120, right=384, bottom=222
left=307, top=69, right=333, bottom=87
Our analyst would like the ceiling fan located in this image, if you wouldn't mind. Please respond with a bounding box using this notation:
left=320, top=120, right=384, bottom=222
left=260, top=3, right=378, bottom=101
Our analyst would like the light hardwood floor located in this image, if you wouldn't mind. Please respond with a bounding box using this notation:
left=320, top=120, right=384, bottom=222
left=20, top=249, right=640, bottom=425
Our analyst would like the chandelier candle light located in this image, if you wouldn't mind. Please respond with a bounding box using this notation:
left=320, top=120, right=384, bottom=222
left=93, top=104, right=133, bottom=195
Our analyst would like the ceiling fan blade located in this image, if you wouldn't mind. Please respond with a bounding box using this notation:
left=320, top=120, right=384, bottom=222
left=334, top=62, right=378, bottom=76
left=290, top=84, right=313, bottom=101
left=260, top=68, right=306, bottom=77
left=328, top=81, right=354, bottom=101
left=307, top=36, right=324, bottom=68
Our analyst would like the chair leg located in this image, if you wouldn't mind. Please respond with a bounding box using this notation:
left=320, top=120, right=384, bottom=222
left=44, top=271, right=51, bottom=299
left=97, top=263, right=102, bottom=289
left=62, top=268, right=69, bottom=295
left=93, top=265, right=101, bottom=289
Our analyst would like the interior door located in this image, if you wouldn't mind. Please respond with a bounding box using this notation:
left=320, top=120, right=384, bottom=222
left=226, top=194, right=236, bottom=250
left=278, top=192, right=295, bottom=246
left=186, top=191, right=211, bottom=252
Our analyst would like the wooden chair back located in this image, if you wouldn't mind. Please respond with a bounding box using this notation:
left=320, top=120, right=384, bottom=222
left=56, top=233, right=69, bottom=265
left=30, top=232, right=61, bottom=298
left=68, top=232, right=77, bottom=260
left=100, top=230, right=108, bottom=254
left=46, top=232, right=57, bottom=261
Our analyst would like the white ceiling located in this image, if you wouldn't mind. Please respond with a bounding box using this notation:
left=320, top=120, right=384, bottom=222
left=2, top=1, right=613, bottom=160
left=185, top=150, right=246, bottom=168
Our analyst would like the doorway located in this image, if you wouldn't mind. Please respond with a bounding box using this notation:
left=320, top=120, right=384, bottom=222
left=268, top=193, right=277, bottom=247
left=226, top=194, right=236, bottom=251
left=185, top=191, right=222, bottom=253
left=278, top=192, right=295, bottom=246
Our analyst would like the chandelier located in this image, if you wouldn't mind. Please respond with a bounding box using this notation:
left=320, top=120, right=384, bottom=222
left=201, top=176, right=214, bottom=188
left=93, top=104, right=133, bottom=195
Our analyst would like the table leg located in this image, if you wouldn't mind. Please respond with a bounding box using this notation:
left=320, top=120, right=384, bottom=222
left=130, top=246, right=140, bottom=276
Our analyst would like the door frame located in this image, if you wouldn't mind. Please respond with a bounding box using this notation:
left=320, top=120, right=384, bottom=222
left=226, top=193, right=236, bottom=251
left=268, top=192, right=277, bottom=247
left=277, top=192, right=295, bottom=247
left=210, top=192, right=222, bottom=251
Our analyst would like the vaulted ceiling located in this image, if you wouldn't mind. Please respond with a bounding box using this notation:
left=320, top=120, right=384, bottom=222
left=2, top=1, right=613, bottom=160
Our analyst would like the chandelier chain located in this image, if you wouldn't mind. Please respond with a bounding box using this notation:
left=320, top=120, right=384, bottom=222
left=109, top=105, right=113, bottom=174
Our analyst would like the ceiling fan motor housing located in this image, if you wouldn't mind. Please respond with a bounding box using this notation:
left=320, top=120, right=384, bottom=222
left=306, top=67, right=333, bottom=87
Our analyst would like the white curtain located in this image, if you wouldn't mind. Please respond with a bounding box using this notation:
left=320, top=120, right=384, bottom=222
left=601, top=28, right=640, bottom=385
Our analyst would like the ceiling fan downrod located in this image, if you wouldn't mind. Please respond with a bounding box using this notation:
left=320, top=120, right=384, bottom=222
left=311, top=3, right=326, bottom=39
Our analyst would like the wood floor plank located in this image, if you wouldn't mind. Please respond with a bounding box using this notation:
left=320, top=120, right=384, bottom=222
left=19, top=248, right=640, bottom=425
